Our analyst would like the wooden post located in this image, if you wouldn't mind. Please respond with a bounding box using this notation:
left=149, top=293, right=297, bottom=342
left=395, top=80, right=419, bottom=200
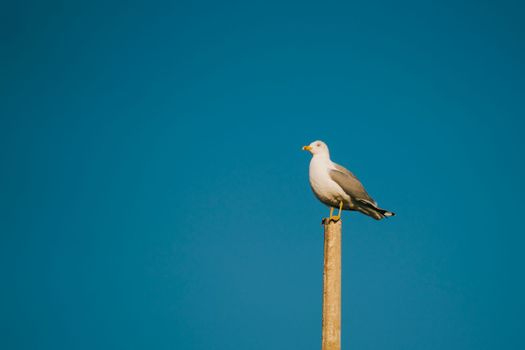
left=322, top=220, right=342, bottom=350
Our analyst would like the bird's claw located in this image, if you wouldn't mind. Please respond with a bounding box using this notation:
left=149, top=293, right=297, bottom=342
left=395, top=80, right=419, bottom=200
left=322, top=216, right=341, bottom=225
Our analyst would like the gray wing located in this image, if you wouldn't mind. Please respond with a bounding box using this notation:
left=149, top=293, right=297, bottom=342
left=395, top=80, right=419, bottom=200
left=329, top=163, right=377, bottom=205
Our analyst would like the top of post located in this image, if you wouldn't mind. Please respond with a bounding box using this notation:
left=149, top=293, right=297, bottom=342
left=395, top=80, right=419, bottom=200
left=322, top=218, right=343, bottom=228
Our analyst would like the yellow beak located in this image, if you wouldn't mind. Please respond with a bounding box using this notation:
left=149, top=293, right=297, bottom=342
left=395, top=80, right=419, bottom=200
left=302, top=145, right=312, bottom=151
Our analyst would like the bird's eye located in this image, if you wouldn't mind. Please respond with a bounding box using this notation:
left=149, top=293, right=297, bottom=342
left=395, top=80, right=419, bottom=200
left=316, top=143, right=321, bottom=147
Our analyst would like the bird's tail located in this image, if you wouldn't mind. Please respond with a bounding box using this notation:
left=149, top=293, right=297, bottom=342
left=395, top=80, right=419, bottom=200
left=356, top=199, right=395, bottom=220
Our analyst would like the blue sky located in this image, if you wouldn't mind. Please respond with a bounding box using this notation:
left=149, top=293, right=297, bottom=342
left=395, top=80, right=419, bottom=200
left=1, top=1, right=524, bottom=349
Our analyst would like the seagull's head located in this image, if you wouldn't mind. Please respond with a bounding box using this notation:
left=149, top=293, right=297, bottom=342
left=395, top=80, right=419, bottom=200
left=302, top=140, right=330, bottom=157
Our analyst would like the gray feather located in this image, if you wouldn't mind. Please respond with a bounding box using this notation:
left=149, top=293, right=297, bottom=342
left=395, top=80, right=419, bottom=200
left=329, top=163, right=376, bottom=204
left=329, top=163, right=395, bottom=220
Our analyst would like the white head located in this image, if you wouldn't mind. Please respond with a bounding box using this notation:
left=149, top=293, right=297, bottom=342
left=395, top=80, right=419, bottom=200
left=302, top=140, right=330, bottom=157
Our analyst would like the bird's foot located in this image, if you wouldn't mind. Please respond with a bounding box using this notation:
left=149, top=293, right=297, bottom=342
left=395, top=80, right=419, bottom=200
left=330, top=215, right=341, bottom=222
left=322, top=215, right=341, bottom=225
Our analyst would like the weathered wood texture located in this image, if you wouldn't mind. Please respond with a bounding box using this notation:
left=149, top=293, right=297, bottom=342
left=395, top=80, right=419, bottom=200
left=322, top=220, right=342, bottom=350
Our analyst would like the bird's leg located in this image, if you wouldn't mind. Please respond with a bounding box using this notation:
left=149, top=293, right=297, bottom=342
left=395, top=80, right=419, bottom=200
left=330, top=201, right=343, bottom=222
left=322, top=207, right=335, bottom=225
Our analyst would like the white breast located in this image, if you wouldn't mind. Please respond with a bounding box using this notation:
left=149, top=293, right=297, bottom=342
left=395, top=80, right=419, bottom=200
left=309, top=156, right=349, bottom=207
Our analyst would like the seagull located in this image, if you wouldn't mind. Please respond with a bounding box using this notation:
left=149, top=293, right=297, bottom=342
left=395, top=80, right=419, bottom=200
left=302, top=140, right=395, bottom=222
